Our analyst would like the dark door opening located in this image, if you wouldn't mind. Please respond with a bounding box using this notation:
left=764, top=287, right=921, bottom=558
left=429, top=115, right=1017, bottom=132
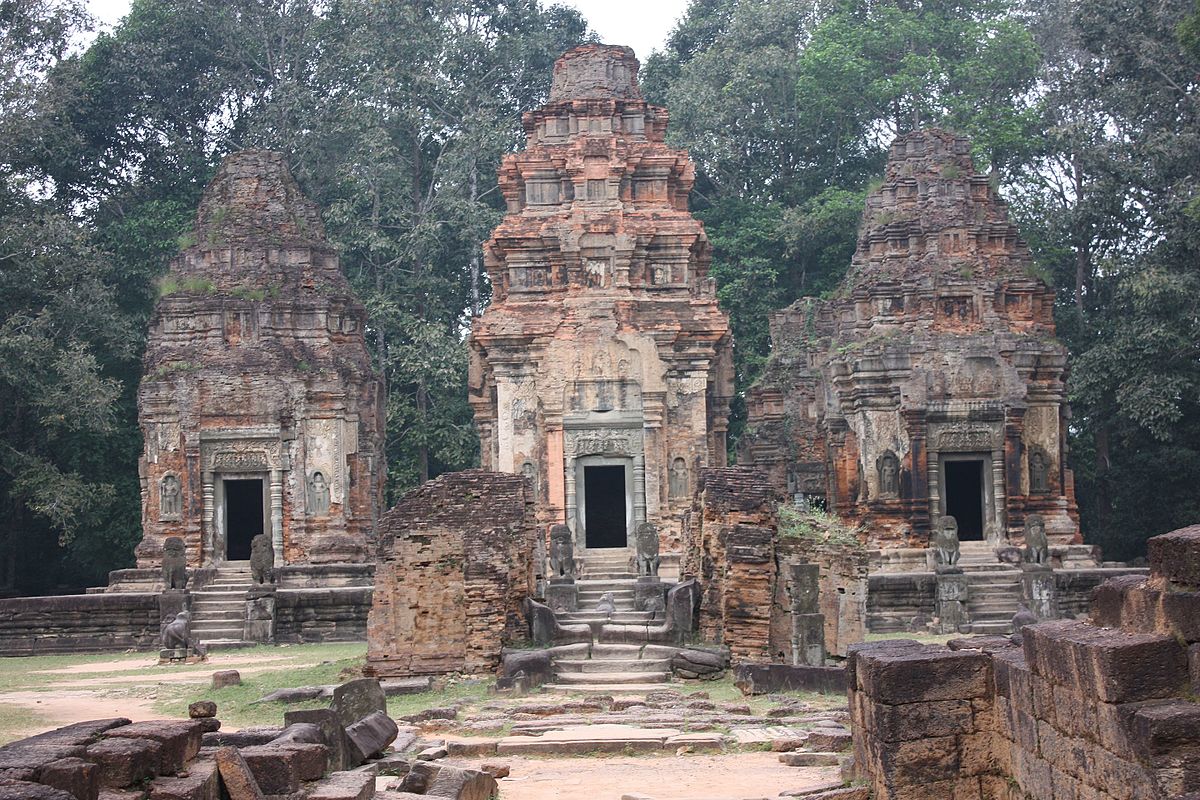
left=584, top=465, right=627, bottom=548
left=944, top=460, right=985, bottom=541
left=225, top=478, right=264, bottom=560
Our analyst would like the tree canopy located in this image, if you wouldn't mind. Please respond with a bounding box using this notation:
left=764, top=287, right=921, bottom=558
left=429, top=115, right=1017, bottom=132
left=0, top=0, right=1196, bottom=591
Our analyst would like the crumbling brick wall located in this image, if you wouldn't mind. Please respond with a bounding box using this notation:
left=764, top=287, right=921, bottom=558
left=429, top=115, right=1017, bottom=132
left=365, top=470, right=535, bottom=677
left=682, top=467, right=778, bottom=660
left=776, top=538, right=868, bottom=658
left=0, top=594, right=160, bottom=655
left=849, top=524, right=1200, bottom=799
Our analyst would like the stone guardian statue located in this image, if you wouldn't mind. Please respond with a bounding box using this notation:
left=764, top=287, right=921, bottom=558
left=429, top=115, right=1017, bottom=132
left=634, top=522, right=661, bottom=577
left=932, top=516, right=961, bottom=568
left=162, top=536, right=188, bottom=590
left=1024, top=514, right=1050, bottom=566
left=547, top=524, right=577, bottom=580
left=161, top=611, right=190, bottom=649
left=250, top=533, right=276, bottom=585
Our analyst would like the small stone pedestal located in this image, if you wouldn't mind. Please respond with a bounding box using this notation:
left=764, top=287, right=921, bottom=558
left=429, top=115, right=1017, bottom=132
left=244, top=586, right=277, bottom=643
left=545, top=578, right=578, bottom=613
left=634, top=576, right=666, bottom=616
left=1020, top=564, right=1057, bottom=621
left=934, top=566, right=970, bottom=634
left=789, top=563, right=826, bottom=666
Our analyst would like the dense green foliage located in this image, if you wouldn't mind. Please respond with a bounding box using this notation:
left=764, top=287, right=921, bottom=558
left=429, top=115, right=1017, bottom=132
left=0, top=0, right=1196, bottom=590
left=645, top=0, right=1200, bottom=559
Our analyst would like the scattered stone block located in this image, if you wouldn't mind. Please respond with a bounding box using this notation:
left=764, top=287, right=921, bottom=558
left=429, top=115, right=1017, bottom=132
left=283, top=709, right=352, bottom=772
left=187, top=703, right=216, bottom=720
left=429, top=766, right=499, bottom=800
left=106, top=721, right=203, bottom=775
left=213, top=747, right=263, bottom=800
left=0, top=778, right=75, bottom=800
left=779, top=751, right=841, bottom=767
left=306, top=771, right=375, bottom=800
left=270, top=741, right=328, bottom=782
left=332, top=679, right=387, bottom=728
left=399, top=707, right=457, bottom=723
left=416, top=746, right=446, bottom=761
left=85, top=737, right=162, bottom=788
left=479, top=763, right=509, bottom=779
left=201, top=728, right=282, bottom=749
left=147, top=758, right=218, bottom=800
left=345, top=712, right=399, bottom=763
left=804, top=727, right=852, bottom=752
left=254, top=687, right=329, bottom=705
left=210, top=671, right=241, bottom=689
left=237, top=745, right=301, bottom=796
left=445, top=739, right=497, bottom=757
left=36, top=758, right=98, bottom=800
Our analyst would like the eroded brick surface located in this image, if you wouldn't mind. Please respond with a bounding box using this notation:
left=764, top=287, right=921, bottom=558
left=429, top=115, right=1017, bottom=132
left=136, top=150, right=384, bottom=570
left=739, top=128, right=1079, bottom=550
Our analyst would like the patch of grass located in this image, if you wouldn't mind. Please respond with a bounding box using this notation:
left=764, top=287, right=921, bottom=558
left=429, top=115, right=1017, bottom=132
left=157, top=275, right=215, bottom=297
left=386, top=677, right=495, bottom=720
left=0, top=703, right=50, bottom=745
left=152, top=644, right=367, bottom=728
left=778, top=505, right=865, bottom=550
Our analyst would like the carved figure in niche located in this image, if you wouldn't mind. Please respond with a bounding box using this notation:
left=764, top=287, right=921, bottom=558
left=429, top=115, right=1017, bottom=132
left=1024, top=514, right=1049, bottom=566
left=669, top=457, right=688, bottom=499
left=250, top=533, right=276, bottom=585
left=634, top=522, right=660, bottom=577
left=160, top=475, right=181, bottom=518
left=1029, top=449, right=1049, bottom=494
left=162, top=536, right=188, bottom=590
left=876, top=450, right=900, bottom=498
left=161, top=611, right=190, bottom=649
left=932, top=516, right=961, bottom=567
left=307, top=471, right=330, bottom=516
left=521, top=461, right=538, bottom=495
left=582, top=258, right=608, bottom=288
left=548, top=524, right=576, bottom=580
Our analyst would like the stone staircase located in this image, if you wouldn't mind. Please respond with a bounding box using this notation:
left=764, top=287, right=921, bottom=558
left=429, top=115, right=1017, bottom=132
left=546, top=548, right=674, bottom=693
left=958, top=543, right=1023, bottom=635
left=189, top=563, right=254, bottom=649
left=543, top=643, right=676, bottom=694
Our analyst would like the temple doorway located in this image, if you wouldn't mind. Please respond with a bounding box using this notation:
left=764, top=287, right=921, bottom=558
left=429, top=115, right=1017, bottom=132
left=943, top=459, right=985, bottom=541
left=583, top=464, right=628, bottom=548
left=224, top=478, right=264, bottom=560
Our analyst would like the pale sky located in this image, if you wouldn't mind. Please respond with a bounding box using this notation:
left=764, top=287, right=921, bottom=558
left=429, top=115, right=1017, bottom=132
left=84, top=1, right=689, bottom=63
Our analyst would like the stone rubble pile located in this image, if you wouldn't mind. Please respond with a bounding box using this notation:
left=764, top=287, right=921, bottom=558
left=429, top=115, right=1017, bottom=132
left=0, top=677, right=505, bottom=800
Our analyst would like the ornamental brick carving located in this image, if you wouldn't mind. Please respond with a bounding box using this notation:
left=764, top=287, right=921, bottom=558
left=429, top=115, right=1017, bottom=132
left=136, top=150, right=385, bottom=569
left=740, top=128, right=1079, bottom=549
left=469, top=45, right=734, bottom=555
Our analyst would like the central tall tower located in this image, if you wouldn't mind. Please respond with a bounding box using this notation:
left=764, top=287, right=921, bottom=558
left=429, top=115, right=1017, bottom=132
left=469, top=45, right=733, bottom=559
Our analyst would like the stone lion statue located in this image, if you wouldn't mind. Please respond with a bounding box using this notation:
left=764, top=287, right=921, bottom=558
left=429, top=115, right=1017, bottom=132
left=634, top=522, right=660, bottom=577
left=162, top=536, right=188, bottom=591
left=1024, top=514, right=1050, bottom=566
left=250, top=533, right=276, bottom=585
left=161, top=611, right=190, bottom=649
left=547, top=524, right=576, bottom=579
left=932, top=516, right=961, bottom=568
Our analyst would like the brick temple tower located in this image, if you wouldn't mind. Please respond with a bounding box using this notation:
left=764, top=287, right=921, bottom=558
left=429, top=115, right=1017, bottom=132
left=136, top=150, right=385, bottom=569
left=740, top=128, right=1079, bottom=555
left=469, top=44, right=734, bottom=559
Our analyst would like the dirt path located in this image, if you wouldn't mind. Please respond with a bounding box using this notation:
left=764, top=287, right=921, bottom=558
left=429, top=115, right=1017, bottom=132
left=478, top=754, right=843, bottom=800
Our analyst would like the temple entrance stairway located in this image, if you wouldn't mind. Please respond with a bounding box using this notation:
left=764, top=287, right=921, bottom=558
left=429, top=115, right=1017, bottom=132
left=188, top=563, right=254, bottom=649
left=958, top=542, right=1023, bottom=635
left=544, top=549, right=677, bottom=693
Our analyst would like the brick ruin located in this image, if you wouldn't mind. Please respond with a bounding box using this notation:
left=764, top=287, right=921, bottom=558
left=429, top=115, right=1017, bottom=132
left=848, top=524, right=1200, bottom=799
left=135, top=150, right=385, bottom=570
left=365, top=471, right=536, bottom=677
left=740, top=128, right=1079, bottom=555
left=682, top=467, right=868, bottom=664
left=468, top=44, right=734, bottom=564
